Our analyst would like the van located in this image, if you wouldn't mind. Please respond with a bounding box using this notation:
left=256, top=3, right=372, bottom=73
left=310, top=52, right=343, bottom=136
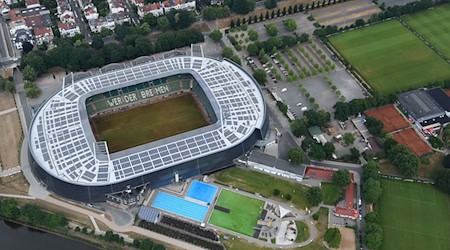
left=301, top=106, right=307, bottom=111
left=281, top=88, right=287, bottom=92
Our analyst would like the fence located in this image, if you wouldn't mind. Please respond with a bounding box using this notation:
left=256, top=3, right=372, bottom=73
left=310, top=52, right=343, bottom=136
left=380, top=174, right=434, bottom=184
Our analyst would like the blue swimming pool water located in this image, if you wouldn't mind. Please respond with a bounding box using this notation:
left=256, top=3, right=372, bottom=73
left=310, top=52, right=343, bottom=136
left=186, top=181, right=218, bottom=204
left=152, top=192, right=208, bottom=221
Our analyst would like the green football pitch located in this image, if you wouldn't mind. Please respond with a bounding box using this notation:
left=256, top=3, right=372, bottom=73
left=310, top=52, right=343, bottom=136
left=329, top=20, right=450, bottom=95
left=209, top=189, right=264, bottom=237
left=403, top=4, right=450, bottom=58
left=89, top=94, right=208, bottom=153
left=378, top=179, right=450, bottom=250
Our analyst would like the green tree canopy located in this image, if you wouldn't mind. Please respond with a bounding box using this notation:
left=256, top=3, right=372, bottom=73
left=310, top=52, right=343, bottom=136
left=306, top=187, right=323, bottom=206
left=209, top=29, right=223, bottom=43
left=229, top=0, right=255, bottom=14
left=323, top=142, right=335, bottom=159
left=362, top=177, right=382, bottom=204
left=324, top=227, right=341, bottom=248
left=332, top=169, right=351, bottom=189
left=365, top=116, right=384, bottom=137
left=291, top=118, right=308, bottom=137
left=265, top=23, right=278, bottom=36
left=22, top=65, right=38, bottom=81
left=248, top=29, right=258, bottom=41
left=252, top=69, right=268, bottom=85
left=388, top=145, right=419, bottom=177
left=264, top=0, right=277, bottom=9
left=309, top=143, right=326, bottom=161
left=157, top=16, right=170, bottom=31
left=343, top=132, right=355, bottom=145
left=362, top=160, right=380, bottom=181
left=221, top=47, right=234, bottom=58
left=283, top=19, right=297, bottom=32
left=288, top=148, right=305, bottom=164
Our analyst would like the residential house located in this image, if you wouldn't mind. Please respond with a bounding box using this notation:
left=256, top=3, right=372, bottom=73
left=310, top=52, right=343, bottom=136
left=57, top=0, right=76, bottom=23
left=33, top=26, right=54, bottom=45
left=136, top=0, right=195, bottom=18
left=25, top=0, right=40, bottom=8
left=58, top=22, right=81, bottom=37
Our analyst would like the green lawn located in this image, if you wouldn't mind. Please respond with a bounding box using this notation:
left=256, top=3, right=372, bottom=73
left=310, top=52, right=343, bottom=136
left=209, top=190, right=264, bottom=236
left=329, top=20, right=450, bottom=94
left=403, top=4, right=450, bottom=58
left=378, top=179, right=450, bottom=250
left=295, top=221, right=310, bottom=242
left=321, top=183, right=341, bottom=205
left=90, top=94, right=208, bottom=153
left=213, top=167, right=310, bottom=209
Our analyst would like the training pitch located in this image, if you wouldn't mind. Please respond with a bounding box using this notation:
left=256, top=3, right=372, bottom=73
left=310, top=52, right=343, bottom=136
left=378, top=179, right=450, bottom=250
left=90, top=94, right=208, bottom=153
left=209, top=189, right=264, bottom=237
left=329, top=20, right=450, bottom=94
left=403, top=4, right=450, bottom=58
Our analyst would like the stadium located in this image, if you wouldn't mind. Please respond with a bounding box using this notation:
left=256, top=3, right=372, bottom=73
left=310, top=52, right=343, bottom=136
left=28, top=56, right=268, bottom=203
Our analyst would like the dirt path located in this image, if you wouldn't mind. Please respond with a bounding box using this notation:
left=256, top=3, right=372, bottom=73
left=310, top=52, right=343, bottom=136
left=337, top=227, right=356, bottom=250
left=0, top=92, right=15, bottom=112
left=0, top=111, right=22, bottom=169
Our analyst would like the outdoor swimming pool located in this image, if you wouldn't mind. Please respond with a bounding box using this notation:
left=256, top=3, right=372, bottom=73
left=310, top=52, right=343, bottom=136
left=186, top=180, right=218, bottom=204
left=152, top=192, right=208, bottom=222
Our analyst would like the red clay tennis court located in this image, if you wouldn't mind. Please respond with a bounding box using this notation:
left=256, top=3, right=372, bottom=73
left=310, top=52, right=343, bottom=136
left=392, top=128, right=432, bottom=156
left=445, top=89, right=450, bottom=96
left=365, top=104, right=410, bottom=132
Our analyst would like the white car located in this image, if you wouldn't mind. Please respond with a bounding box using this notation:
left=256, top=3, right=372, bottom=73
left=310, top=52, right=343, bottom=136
left=281, top=88, right=287, bottom=92
left=358, top=199, right=362, bottom=206
left=358, top=214, right=362, bottom=221
left=296, top=102, right=302, bottom=106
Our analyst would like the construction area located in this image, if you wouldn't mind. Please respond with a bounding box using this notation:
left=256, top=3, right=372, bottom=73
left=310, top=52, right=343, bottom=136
left=311, top=0, right=381, bottom=28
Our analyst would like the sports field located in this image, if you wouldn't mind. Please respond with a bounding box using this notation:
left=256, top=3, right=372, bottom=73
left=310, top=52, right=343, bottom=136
left=329, top=20, right=450, bottom=94
left=209, top=189, right=264, bottom=237
left=90, top=94, right=208, bottom=153
left=378, top=179, right=450, bottom=250
left=403, top=4, right=450, bottom=58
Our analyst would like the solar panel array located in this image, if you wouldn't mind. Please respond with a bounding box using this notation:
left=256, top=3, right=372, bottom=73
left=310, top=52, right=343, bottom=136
left=30, top=57, right=265, bottom=185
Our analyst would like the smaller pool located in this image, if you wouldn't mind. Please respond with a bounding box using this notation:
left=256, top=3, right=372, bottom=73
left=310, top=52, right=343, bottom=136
left=186, top=180, right=218, bottom=204
left=152, top=192, right=208, bottom=222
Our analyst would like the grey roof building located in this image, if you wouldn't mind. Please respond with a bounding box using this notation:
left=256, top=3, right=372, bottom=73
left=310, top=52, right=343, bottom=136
left=398, top=87, right=450, bottom=128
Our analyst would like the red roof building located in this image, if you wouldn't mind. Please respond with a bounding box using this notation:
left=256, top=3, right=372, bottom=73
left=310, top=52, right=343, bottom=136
left=25, top=0, right=40, bottom=8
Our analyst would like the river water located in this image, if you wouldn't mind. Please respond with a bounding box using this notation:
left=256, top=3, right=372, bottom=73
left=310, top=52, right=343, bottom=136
left=0, top=219, right=99, bottom=250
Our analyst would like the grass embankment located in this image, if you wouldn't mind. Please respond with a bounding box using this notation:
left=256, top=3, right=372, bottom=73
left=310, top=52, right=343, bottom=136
left=213, top=167, right=310, bottom=209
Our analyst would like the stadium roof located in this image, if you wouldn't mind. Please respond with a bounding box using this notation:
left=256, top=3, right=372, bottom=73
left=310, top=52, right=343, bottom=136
left=29, top=56, right=266, bottom=186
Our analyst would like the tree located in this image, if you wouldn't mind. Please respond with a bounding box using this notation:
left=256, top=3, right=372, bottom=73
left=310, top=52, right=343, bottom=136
left=288, top=148, right=305, bottom=164
left=277, top=101, right=288, bottom=114
left=343, top=132, right=355, bottom=145
left=157, top=16, right=170, bottom=31
left=304, top=110, right=330, bottom=128
left=265, top=23, right=278, bottom=36
left=252, top=69, right=267, bottom=85
left=355, top=19, right=365, bottom=27
left=0, top=199, right=20, bottom=219
left=25, top=84, right=42, bottom=98
left=283, top=19, right=297, bottom=32
left=433, top=169, right=450, bottom=194
left=362, top=178, right=382, bottom=204
left=264, top=0, right=277, bottom=9
left=383, top=136, right=398, bottom=151
left=209, top=29, right=223, bottom=43
left=248, top=29, right=258, bottom=41
left=176, top=9, right=196, bottom=29
left=324, top=228, right=341, bottom=248
left=364, top=212, right=380, bottom=224
left=139, top=239, right=154, bottom=250
left=247, top=43, right=259, bottom=56
left=273, top=189, right=280, bottom=196
left=22, top=65, right=38, bottom=81
left=365, top=222, right=383, bottom=249
left=388, top=145, right=419, bottom=177
left=332, top=169, right=351, bottom=189
left=291, top=118, right=308, bottom=137
left=323, top=142, right=335, bottom=159
left=444, top=155, right=450, bottom=169
left=306, top=187, right=323, bottom=206
left=365, top=117, right=384, bottom=137
left=221, top=47, right=233, bottom=58
left=91, top=35, right=104, bottom=50
left=230, top=0, right=255, bottom=14
left=309, top=143, right=326, bottom=161
left=428, top=136, right=444, bottom=149
left=363, top=160, right=380, bottom=181
left=5, top=81, right=15, bottom=93
left=143, top=13, right=157, bottom=27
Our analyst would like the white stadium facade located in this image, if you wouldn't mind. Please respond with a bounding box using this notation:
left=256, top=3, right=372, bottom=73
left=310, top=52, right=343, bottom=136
left=28, top=56, right=268, bottom=203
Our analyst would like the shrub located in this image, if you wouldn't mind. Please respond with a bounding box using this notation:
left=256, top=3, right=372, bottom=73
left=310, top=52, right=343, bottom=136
left=273, top=189, right=280, bottom=196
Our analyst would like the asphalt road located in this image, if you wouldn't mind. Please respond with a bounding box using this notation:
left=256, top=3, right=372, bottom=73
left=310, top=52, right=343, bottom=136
left=68, top=0, right=92, bottom=41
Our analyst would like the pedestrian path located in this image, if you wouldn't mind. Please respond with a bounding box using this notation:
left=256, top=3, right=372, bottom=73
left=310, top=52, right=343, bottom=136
left=0, top=107, right=17, bottom=116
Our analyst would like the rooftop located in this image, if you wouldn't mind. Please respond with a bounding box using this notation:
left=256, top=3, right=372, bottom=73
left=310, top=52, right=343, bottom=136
left=247, top=150, right=306, bottom=176
left=398, top=89, right=446, bottom=121
left=29, top=56, right=266, bottom=186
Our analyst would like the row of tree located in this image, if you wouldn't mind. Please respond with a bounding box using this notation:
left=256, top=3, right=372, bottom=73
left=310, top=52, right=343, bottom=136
left=21, top=24, right=204, bottom=76
left=333, top=94, right=396, bottom=121
left=0, top=199, right=68, bottom=230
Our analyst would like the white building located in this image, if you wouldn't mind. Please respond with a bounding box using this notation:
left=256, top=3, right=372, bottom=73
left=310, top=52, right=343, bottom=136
left=58, top=22, right=81, bottom=37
